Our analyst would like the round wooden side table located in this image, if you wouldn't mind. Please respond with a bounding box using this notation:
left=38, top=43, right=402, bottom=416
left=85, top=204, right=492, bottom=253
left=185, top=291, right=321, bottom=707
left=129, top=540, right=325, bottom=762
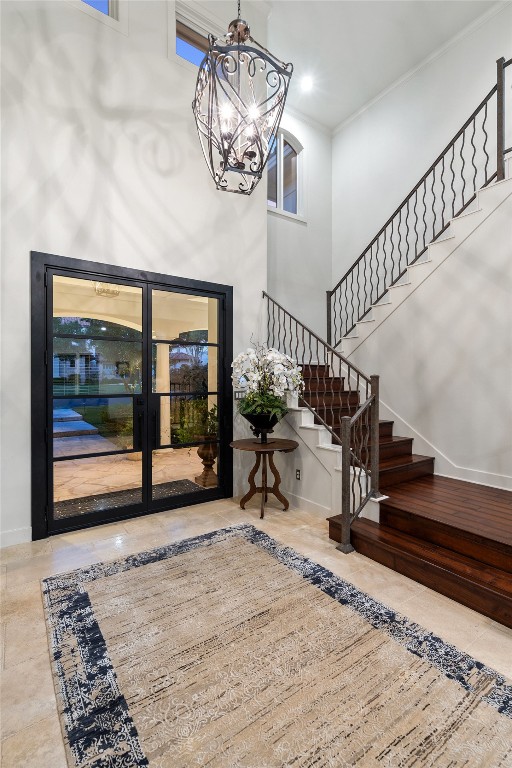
left=230, top=438, right=299, bottom=519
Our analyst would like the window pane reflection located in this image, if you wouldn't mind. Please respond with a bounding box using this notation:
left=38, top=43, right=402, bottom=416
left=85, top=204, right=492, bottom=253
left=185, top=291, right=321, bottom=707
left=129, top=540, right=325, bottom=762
left=53, top=338, right=142, bottom=395
left=158, top=395, right=218, bottom=446
left=267, top=138, right=277, bottom=208
left=152, top=344, right=217, bottom=393
left=152, top=290, right=218, bottom=343
left=283, top=140, right=297, bottom=213
left=53, top=397, right=134, bottom=457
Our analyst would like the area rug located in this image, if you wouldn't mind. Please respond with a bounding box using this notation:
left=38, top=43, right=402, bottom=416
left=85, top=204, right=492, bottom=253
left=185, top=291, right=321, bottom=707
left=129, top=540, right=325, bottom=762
left=42, top=524, right=512, bottom=768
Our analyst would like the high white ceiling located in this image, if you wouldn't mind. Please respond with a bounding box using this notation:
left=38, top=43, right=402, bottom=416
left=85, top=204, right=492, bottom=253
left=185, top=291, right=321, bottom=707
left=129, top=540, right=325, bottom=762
left=267, top=1, right=496, bottom=129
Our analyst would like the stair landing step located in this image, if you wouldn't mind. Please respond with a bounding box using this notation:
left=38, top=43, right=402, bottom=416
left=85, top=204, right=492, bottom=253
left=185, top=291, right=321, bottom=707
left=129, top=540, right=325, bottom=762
left=349, top=518, right=512, bottom=629
left=53, top=409, right=82, bottom=422
left=382, top=475, right=512, bottom=550
left=53, top=421, right=99, bottom=437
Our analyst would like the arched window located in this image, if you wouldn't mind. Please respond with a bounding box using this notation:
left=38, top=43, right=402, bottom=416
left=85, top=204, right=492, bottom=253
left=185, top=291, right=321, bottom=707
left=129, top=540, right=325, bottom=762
left=267, top=130, right=303, bottom=217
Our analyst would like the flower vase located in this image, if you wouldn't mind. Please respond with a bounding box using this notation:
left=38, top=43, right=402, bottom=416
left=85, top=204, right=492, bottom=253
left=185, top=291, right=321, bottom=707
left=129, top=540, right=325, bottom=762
left=242, top=413, right=280, bottom=443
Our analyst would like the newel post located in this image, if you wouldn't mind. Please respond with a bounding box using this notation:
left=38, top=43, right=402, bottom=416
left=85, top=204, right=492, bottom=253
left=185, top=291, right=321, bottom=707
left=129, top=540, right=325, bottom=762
left=370, top=374, right=380, bottom=499
left=497, top=57, right=505, bottom=182
left=336, top=415, right=354, bottom=554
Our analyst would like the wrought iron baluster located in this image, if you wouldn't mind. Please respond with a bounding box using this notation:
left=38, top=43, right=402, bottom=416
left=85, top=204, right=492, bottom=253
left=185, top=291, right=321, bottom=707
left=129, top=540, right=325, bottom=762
left=450, top=143, right=456, bottom=218
left=421, top=179, right=428, bottom=256
left=459, top=130, right=466, bottom=209
left=397, top=206, right=404, bottom=280
left=431, top=166, right=437, bottom=241
left=482, top=101, right=490, bottom=183
left=470, top=117, right=478, bottom=194
left=440, top=154, right=446, bottom=231
left=363, top=250, right=369, bottom=319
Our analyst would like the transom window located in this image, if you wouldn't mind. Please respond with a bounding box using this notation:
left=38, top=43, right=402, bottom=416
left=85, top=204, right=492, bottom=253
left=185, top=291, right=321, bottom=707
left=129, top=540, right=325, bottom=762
left=176, top=20, right=208, bottom=67
left=267, top=131, right=303, bottom=217
left=81, top=0, right=113, bottom=17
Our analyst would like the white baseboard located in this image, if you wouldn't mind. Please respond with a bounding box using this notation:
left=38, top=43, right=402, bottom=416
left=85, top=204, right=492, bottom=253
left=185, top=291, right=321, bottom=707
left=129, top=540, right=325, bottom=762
left=283, top=490, right=331, bottom=520
left=0, top=527, right=33, bottom=549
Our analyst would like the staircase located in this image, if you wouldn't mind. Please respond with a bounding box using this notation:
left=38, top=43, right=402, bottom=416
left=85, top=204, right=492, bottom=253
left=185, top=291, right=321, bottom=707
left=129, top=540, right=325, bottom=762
left=264, top=59, right=512, bottom=628
left=317, top=345, right=512, bottom=628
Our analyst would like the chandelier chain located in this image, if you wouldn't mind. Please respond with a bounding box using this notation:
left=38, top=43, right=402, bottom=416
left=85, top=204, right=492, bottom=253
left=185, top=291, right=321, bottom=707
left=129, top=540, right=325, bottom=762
left=238, top=0, right=241, bottom=19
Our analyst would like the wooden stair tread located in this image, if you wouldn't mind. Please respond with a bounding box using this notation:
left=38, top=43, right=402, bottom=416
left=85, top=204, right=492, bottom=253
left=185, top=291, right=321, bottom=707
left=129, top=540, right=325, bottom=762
left=379, top=454, right=434, bottom=470
left=382, top=476, right=512, bottom=547
left=351, top=519, right=512, bottom=597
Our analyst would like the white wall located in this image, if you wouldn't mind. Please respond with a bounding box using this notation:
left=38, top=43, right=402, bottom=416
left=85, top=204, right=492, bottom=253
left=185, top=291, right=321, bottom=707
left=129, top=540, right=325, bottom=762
left=267, top=110, right=332, bottom=338
left=349, top=190, right=512, bottom=490
left=0, top=0, right=268, bottom=545
left=332, top=2, right=512, bottom=284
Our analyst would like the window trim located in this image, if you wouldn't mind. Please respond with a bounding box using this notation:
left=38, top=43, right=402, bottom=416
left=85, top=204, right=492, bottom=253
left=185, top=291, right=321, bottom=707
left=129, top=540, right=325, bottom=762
left=176, top=19, right=208, bottom=54
left=67, top=0, right=129, bottom=36
left=170, top=1, right=223, bottom=71
left=267, top=129, right=305, bottom=221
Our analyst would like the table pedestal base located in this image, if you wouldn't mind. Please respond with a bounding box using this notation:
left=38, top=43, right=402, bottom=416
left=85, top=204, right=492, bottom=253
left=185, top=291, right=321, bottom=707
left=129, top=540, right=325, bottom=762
left=240, top=451, right=289, bottom=519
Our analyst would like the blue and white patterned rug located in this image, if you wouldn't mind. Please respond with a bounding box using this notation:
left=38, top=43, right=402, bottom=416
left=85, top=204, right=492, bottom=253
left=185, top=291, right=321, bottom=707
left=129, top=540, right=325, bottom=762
left=42, top=523, right=512, bottom=767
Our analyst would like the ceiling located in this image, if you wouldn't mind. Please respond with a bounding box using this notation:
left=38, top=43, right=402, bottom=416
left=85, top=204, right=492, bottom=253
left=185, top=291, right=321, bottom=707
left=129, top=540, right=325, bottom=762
left=267, top=1, right=496, bottom=130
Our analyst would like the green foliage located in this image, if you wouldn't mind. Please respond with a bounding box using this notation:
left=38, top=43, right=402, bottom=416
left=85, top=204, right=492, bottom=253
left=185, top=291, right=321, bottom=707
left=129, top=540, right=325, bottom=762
left=238, top=391, right=288, bottom=420
left=174, top=399, right=218, bottom=444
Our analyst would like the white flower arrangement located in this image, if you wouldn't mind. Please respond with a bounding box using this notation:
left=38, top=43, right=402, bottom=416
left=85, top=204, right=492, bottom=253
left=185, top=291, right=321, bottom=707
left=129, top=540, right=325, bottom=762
left=232, top=344, right=303, bottom=418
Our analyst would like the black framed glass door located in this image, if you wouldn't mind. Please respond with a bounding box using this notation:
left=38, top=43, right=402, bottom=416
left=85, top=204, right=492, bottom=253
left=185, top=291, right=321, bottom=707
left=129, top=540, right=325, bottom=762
left=149, top=288, right=222, bottom=509
left=31, top=253, right=233, bottom=538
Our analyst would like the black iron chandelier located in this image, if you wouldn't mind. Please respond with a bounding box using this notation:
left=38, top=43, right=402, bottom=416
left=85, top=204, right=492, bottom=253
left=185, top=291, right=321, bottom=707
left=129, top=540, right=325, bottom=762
left=192, top=1, right=293, bottom=195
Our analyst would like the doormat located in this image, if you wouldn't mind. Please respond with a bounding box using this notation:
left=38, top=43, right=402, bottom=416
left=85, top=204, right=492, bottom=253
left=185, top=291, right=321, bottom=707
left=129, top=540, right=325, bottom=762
left=42, top=524, right=512, bottom=767
left=54, top=479, right=204, bottom=519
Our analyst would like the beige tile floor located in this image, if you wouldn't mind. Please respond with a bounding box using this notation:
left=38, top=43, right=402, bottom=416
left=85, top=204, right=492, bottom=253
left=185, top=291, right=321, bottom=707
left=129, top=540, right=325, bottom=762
left=54, top=447, right=209, bottom=501
left=1, top=498, right=511, bottom=767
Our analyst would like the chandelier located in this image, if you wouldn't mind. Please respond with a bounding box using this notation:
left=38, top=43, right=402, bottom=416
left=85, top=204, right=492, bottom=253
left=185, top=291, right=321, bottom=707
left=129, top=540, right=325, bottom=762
left=192, top=2, right=293, bottom=195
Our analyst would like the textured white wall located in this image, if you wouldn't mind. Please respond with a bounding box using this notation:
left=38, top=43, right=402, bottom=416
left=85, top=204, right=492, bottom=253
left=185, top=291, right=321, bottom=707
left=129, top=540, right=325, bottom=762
left=0, top=0, right=268, bottom=545
left=349, top=192, right=512, bottom=490
left=331, top=3, right=512, bottom=284
left=267, top=111, right=332, bottom=338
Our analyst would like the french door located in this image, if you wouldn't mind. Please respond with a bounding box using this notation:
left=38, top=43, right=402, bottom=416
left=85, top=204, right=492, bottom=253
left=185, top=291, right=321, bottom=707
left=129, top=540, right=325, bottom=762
left=31, top=253, right=233, bottom=538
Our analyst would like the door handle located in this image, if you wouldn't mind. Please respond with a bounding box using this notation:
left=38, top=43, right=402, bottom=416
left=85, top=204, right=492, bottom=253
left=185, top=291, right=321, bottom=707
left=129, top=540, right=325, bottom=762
left=136, top=410, right=144, bottom=452
left=153, top=404, right=161, bottom=450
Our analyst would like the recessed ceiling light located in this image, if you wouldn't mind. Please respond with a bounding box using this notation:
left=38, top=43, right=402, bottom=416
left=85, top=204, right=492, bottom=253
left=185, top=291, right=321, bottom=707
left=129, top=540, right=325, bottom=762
left=301, top=76, right=313, bottom=93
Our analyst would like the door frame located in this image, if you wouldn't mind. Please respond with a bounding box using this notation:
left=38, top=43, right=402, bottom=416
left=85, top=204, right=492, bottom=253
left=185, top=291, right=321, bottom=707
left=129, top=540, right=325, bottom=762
left=31, top=251, right=233, bottom=540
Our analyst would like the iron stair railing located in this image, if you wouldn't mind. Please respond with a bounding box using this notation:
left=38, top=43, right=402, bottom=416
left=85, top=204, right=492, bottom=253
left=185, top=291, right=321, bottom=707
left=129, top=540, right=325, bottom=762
left=327, top=56, right=512, bottom=348
left=263, top=291, right=379, bottom=553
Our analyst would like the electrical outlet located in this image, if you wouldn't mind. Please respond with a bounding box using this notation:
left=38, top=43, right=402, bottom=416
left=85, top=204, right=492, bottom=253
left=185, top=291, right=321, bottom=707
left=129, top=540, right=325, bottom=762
left=296, top=469, right=301, bottom=480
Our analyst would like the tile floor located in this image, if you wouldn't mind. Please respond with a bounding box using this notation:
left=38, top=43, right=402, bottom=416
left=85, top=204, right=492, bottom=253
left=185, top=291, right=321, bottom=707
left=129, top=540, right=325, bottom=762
left=1, top=498, right=511, bottom=767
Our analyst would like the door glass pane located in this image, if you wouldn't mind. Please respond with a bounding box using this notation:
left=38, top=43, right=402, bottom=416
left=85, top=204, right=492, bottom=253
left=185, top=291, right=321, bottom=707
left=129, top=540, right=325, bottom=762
left=283, top=140, right=297, bottom=214
left=53, top=276, right=142, bottom=336
left=267, top=137, right=277, bottom=208
left=152, top=344, right=217, bottom=393
left=152, top=290, right=218, bottom=344
left=52, top=274, right=143, bottom=522
left=53, top=454, right=142, bottom=520
left=53, top=317, right=141, bottom=340
left=152, top=445, right=219, bottom=500
left=53, top=397, right=134, bottom=457
left=158, top=395, right=218, bottom=447
left=52, top=338, right=142, bottom=395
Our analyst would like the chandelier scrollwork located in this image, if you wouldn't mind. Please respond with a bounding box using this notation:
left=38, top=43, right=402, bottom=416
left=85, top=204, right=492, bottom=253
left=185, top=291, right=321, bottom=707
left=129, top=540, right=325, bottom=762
left=192, top=12, right=293, bottom=195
